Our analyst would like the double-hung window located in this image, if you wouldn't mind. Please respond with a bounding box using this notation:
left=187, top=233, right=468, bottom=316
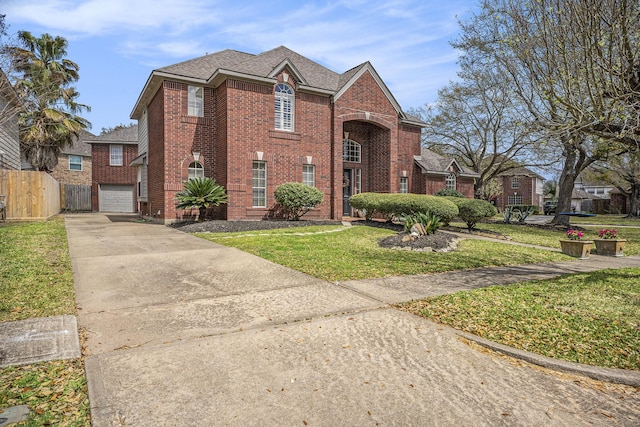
left=508, top=194, right=523, bottom=205
left=69, top=155, right=82, bottom=171
left=110, top=145, right=123, bottom=166
left=400, top=177, right=408, bottom=193
left=511, top=177, right=520, bottom=189
left=252, top=161, right=267, bottom=207
left=274, top=83, right=294, bottom=131
left=302, top=164, right=315, bottom=187
left=188, top=86, right=204, bottom=117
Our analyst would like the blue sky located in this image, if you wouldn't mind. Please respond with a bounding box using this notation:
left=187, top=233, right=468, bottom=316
left=3, top=0, right=475, bottom=134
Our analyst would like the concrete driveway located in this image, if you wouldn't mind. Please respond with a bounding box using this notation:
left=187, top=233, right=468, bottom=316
left=66, top=214, right=640, bottom=426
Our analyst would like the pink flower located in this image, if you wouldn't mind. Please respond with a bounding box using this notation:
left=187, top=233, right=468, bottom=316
left=598, top=229, right=618, bottom=239
left=566, top=229, right=584, bottom=240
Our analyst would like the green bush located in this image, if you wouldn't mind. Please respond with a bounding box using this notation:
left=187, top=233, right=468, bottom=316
left=274, top=182, right=324, bottom=220
left=175, top=177, right=228, bottom=221
left=349, top=193, right=458, bottom=223
left=448, top=197, right=497, bottom=231
left=435, top=188, right=465, bottom=198
left=402, top=211, right=441, bottom=234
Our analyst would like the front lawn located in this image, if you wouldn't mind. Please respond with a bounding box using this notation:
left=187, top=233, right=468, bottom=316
left=398, top=268, right=640, bottom=370
left=197, top=225, right=569, bottom=281
left=0, top=217, right=90, bottom=426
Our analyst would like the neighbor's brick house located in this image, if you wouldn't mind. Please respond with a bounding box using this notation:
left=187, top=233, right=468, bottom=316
left=413, top=148, right=478, bottom=197
left=85, top=126, right=139, bottom=212
left=495, top=166, right=544, bottom=211
left=50, top=129, right=94, bottom=186
left=130, top=46, right=449, bottom=222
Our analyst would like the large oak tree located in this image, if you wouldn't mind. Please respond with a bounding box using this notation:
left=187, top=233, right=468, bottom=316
left=454, top=0, right=639, bottom=225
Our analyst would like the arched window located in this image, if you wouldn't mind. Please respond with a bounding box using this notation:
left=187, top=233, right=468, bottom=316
left=343, top=139, right=361, bottom=163
left=274, top=83, right=294, bottom=131
left=446, top=173, right=456, bottom=190
left=188, top=161, right=204, bottom=179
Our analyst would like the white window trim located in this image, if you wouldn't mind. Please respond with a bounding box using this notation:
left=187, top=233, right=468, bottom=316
left=446, top=173, right=456, bottom=190
left=302, top=164, right=315, bottom=187
left=188, top=161, right=204, bottom=180
left=400, top=176, right=408, bottom=193
left=252, top=161, right=267, bottom=208
left=188, top=85, right=204, bottom=117
left=110, top=145, right=123, bottom=166
left=343, top=139, right=361, bottom=163
left=274, top=83, right=294, bottom=131
left=69, top=155, right=82, bottom=171
left=511, top=177, right=520, bottom=189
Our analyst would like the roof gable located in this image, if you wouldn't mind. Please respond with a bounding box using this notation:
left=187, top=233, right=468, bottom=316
left=85, top=124, right=138, bottom=145
left=415, top=148, right=479, bottom=178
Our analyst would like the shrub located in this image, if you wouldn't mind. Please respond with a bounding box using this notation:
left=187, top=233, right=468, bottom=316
left=448, top=197, right=497, bottom=231
left=402, top=211, right=441, bottom=234
left=274, top=182, right=324, bottom=220
left=503, top=205, right=537, bottom=224
left=435, top=188, right=465, bottom=198
left=175, top=177, right=228, bottom=221
left=349, top=193, right=458, bottom=224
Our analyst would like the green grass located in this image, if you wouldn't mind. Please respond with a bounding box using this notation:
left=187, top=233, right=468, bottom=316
left=0, top=217, right=90, bottom=426
left=197, top=225, right=569, bottom=281
left=467, top=222, right=640, bottom=255
left=0, top=217, right=76, bottom=321
left=398, top=268, right=640, bottom=370
left=569, top=215, right=640, bottom=226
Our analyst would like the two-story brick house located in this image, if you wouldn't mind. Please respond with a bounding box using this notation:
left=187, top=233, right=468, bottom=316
left=85, top=125, right=138, bottom=212
left=495, top=166, right=544, bottom=211
left=130, top=46, right=428, bottom=222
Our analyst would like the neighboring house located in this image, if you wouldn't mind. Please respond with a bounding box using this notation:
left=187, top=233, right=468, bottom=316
left=49, top=129, right=95, bottom=185
left=571, top=175, right=614, bottom=213
left=495, top=167, right=544, bottom=211
left=0, top=70, right=22, bottom=170
left=85, top=125, right=138, bottom=213
left=130, top=46, right=426, bottom=223
left=413, top=148, right=478, bottom=197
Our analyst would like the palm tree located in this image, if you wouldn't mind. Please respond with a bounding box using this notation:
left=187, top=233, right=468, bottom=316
left=175, top=177, right=229, bottom=221
left=7, top=31, right=90, bottom=171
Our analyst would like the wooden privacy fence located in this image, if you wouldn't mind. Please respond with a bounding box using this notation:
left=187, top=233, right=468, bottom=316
left=61, top=184, right=91, bottom=211
left=0, top=169, right=61, bottom=220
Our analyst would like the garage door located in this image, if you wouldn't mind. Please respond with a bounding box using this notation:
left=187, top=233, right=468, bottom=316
left=99, top=185, right=134, bottom=212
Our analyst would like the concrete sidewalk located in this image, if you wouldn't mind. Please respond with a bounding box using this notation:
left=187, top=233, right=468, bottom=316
left=66, top=214, right=640, bottom=426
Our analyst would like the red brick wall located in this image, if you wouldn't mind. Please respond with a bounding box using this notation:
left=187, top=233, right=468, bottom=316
left=149, top=68, right=425, bottom=222
left=496, top=175, right=536, bottom=209
left=91, top=143, right=138, bottom=211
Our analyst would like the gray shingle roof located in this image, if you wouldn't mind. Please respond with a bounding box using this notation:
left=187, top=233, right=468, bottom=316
left=85, top=125, right=138, bottom=144
left=415, top=148, right=479, bottom=177
left=62, top=129, right=95, bottom=156
left=158, top=46, right=342, bottom=92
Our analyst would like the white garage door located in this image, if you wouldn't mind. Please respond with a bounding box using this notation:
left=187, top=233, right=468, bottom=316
left=99, top=185, right=134, bottom=212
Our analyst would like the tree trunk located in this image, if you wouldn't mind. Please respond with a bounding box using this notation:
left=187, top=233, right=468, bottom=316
left=627, top=184, right=639, bottom=217
left=551, top=149, right=578, bottom=227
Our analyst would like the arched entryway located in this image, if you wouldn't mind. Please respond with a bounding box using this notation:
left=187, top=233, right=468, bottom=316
left=341, top=120, right=391, bottom=216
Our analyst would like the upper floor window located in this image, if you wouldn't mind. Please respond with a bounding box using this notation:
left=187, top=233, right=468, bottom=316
left=110, top=145, right=123, bottom=166
left=188, top=161, right=204, bottom=180
left=69, top=155, right=82, bottom=171
left=188, top=85, right=204, bottom=117
left=446, top=173, right=456, bottom=190
left=343, top=139, right=361, bottom=163
left=274, top=83, right=294, bottom=131
left=302, top=164, right=315, bottom=187
left=511, top=177, right=520, bottom=189
left=400, top=177, right=408, bottom=193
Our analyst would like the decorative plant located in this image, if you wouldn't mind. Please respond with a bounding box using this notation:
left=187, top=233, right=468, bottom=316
left=274, top=182, right=324, bottom=220
left=598, top=229, right=618, bottom=239
left=566, top=229, right=584, bottom=240
left=402, top=211, right=441, bottom=235
left=175, top=177, right=228, bottom=221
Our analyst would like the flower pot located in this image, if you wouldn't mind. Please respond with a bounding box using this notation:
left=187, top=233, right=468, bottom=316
left=594, top=239, right=626, bottom=257
left=560, top=239, right=593, bottom=259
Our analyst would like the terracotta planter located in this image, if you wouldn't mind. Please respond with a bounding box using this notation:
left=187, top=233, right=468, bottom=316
left=560, top=239, right=593, bottom=259
left=594, top=239, right=626, bottom=257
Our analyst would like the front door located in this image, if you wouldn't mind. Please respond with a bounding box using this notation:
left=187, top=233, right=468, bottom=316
left=342, top=169, right=353, bottom=216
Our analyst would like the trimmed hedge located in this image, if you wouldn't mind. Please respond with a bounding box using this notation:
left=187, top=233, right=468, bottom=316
left=446, top=197, right=497, bottom=231
left=274, top=182, right=324, bottom=220
left=349, top=193, right=458, bottom=224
